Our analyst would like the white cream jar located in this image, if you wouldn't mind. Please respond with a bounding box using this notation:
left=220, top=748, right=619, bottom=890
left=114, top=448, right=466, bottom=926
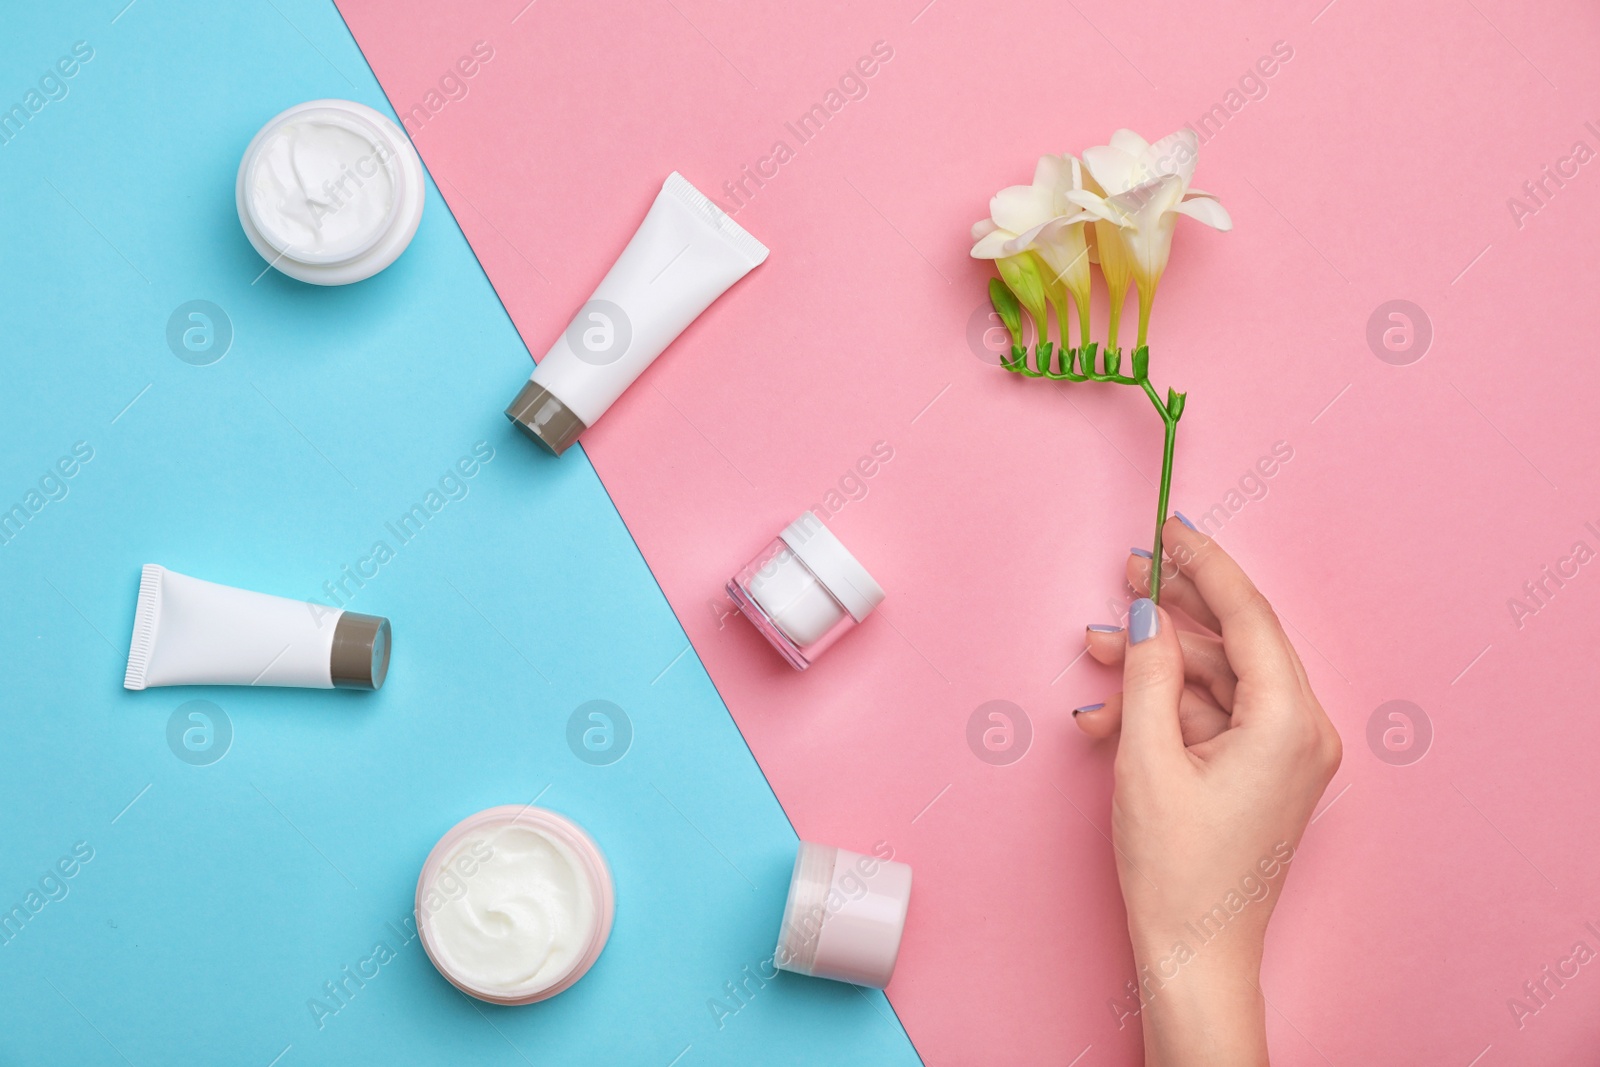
left=236, top=99, right=424, bottom=285
left=416, top=806, right=614, bottom=1005
left=727, top=511, right=886, bottom=669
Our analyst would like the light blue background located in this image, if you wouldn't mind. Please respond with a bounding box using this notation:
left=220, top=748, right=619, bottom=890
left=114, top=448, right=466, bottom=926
left=0, top=2, right=921, bottom=1063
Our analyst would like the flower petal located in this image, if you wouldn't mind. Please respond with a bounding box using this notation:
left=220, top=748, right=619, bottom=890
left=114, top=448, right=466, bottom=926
left=1064, top=188, right=1124, bottom=224
left=1117, top=211, right=1177, bottom=292
left=971, top=217, right=999, bottom=242
left=1105, top=175, right=1185, bottom=226
left=970, top=228, right=1015, bottom=259
left=1079, top=162, right=1106, bottom=198
left=1173, top=194, right=1233, bottom=230
left=999, top=232, right=1034, bottom=256
left=1135, top=129, right=1199, bottom=191
left=1066, top=155, right=1085, bottom=190
left=1028, top=218, right=1093, bottom=291
left=1081, top=145, right=1137, bottom=195
left=1109, top=128, right=1150, bottom=157
left=1007, top=212, right=1092, bottom=254
left=1032, top=153, right=1067, bottom=190
left=990, top=184, right=1057, bottom=233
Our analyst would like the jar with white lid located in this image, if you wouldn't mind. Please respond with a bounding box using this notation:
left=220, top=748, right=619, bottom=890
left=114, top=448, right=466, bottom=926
left=726, top=511, right=885, bottom=670
left=774, top=840, right=912, bottom=989
left=236, top=99, right=424, bottom=285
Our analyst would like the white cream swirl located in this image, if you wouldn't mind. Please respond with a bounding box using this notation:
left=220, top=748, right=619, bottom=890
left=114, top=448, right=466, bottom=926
left=246, top=116, right=395, bottom=260
left=426, top=824, right=596, bottom=994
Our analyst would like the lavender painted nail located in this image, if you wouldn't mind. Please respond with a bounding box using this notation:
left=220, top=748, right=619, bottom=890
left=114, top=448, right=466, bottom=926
left=1086, top=624, right=1124, bottom=633
left=1129, top=598, right=1158, bottom=644
left=1072, top=703, right=1105, bottom=717
left=1176, top=511, right=1198, bottom=532
left=1130, top=547, right=1154, bottom=559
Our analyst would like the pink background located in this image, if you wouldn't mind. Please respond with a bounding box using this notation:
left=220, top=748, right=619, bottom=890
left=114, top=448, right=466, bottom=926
left=335, top=0, right=1600, bottom=1062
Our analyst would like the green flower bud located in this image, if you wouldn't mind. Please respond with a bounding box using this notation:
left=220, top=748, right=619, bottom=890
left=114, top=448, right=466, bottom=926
left=988, top=278, right=1022, bottom=349
left=995, top=253, right=1048, bottom=346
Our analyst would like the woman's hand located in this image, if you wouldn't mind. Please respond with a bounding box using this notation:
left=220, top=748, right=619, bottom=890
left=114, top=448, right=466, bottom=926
left=1074, top=516, right=1342, bottom=1067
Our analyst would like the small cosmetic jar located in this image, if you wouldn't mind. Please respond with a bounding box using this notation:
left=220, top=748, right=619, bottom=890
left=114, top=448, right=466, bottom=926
left=236, top=99, right=424, bottom=285
left=415, top=806, right=614, bottom=1005
left=774, top=840, right=912, bottom=989
left=726, top=511, right=885, bottom=669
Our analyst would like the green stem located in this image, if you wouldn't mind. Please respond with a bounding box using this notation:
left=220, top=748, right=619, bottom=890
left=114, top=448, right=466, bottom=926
left=1047, top=296, right=1068, bottom=359
left=1149, top=409, right=1178, bottom=604
left=1008, top=321, right=1183, bottom=605
left=1134, top=373, right=1181, bottom=604
left=1136, top=376, right=1160, bottom=410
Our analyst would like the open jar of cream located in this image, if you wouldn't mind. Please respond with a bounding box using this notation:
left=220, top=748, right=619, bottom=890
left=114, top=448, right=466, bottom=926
left=726, top=511, right=885, bottom=669
left=415, top=806, right=614, bottom=1005
left=774, top=840, right=912, bottom=989
left=236, top=99, right=424, bottom=285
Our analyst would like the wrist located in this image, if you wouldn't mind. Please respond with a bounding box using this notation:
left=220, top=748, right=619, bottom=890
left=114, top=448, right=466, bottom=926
left=1131, top=940, right=1267, bottom=1067
left=1130, top=925, right=1264, bottom=980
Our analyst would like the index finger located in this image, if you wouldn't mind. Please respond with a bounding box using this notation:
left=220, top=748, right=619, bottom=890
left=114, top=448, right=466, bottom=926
left=1160, top=515, right=1302, bottom=687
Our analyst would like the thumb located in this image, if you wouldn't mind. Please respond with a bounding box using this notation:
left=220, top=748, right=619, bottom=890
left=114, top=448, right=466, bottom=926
left=1117, top=598, right=1187, bottom=770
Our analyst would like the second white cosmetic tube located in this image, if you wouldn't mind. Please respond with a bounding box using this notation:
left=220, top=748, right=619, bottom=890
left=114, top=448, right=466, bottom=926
left=504, top=172, right=768, bottom=455
left=124, top=565, right=390, bottom=691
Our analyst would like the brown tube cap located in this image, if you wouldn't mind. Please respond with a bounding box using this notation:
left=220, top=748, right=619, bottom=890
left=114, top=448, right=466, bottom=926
left=505, top=379, right=586, bottom=456
left=331, top=611, right=391, bottom=690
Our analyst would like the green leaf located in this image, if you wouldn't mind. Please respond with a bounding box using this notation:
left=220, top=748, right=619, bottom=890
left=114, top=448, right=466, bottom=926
left=988, top=278, right=1022, bottom=349
left=1132, top=346, right=1149, bottom=380
left=1104, top=347, right=1121, bottom=376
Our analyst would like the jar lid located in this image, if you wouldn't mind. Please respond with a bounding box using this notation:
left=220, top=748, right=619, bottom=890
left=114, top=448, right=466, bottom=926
left=778, top=512, right=885, bottom=623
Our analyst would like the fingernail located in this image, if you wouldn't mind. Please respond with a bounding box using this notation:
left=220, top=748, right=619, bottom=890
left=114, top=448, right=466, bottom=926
left=1175, top=511, right=1198, bottom=532
left=1129, top=598, right=1158, bottom=644
left=1086, top=624, right=1124, bottom=633
left=1130, top=547, right=1153, bottom=559
left=1072, top=703, right=1105, bottom=717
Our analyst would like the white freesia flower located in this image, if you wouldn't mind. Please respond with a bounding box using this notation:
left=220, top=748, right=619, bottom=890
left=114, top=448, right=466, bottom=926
left=971, top=155, right=1097, bottom=346
left=968, top=155, right=1072, bottom=257
left=968, top=129, right=1229, bottom=608
left=1078, top=169, right=1133, bottom=350
left=1070, top=128, right=1231, bottom=345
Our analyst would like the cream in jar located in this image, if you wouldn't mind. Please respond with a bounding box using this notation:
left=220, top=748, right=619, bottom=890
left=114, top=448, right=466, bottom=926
left=727, top=511, right=886, bottom=669
left=236, top=99, right=424, bottom=285
left=416, top=806, right=614, bottom=1004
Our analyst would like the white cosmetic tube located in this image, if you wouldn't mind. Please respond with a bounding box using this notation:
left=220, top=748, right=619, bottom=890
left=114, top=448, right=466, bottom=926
left=504, top=172, right=769, bottom=455
left=123, top=565, right=390, bottom=691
